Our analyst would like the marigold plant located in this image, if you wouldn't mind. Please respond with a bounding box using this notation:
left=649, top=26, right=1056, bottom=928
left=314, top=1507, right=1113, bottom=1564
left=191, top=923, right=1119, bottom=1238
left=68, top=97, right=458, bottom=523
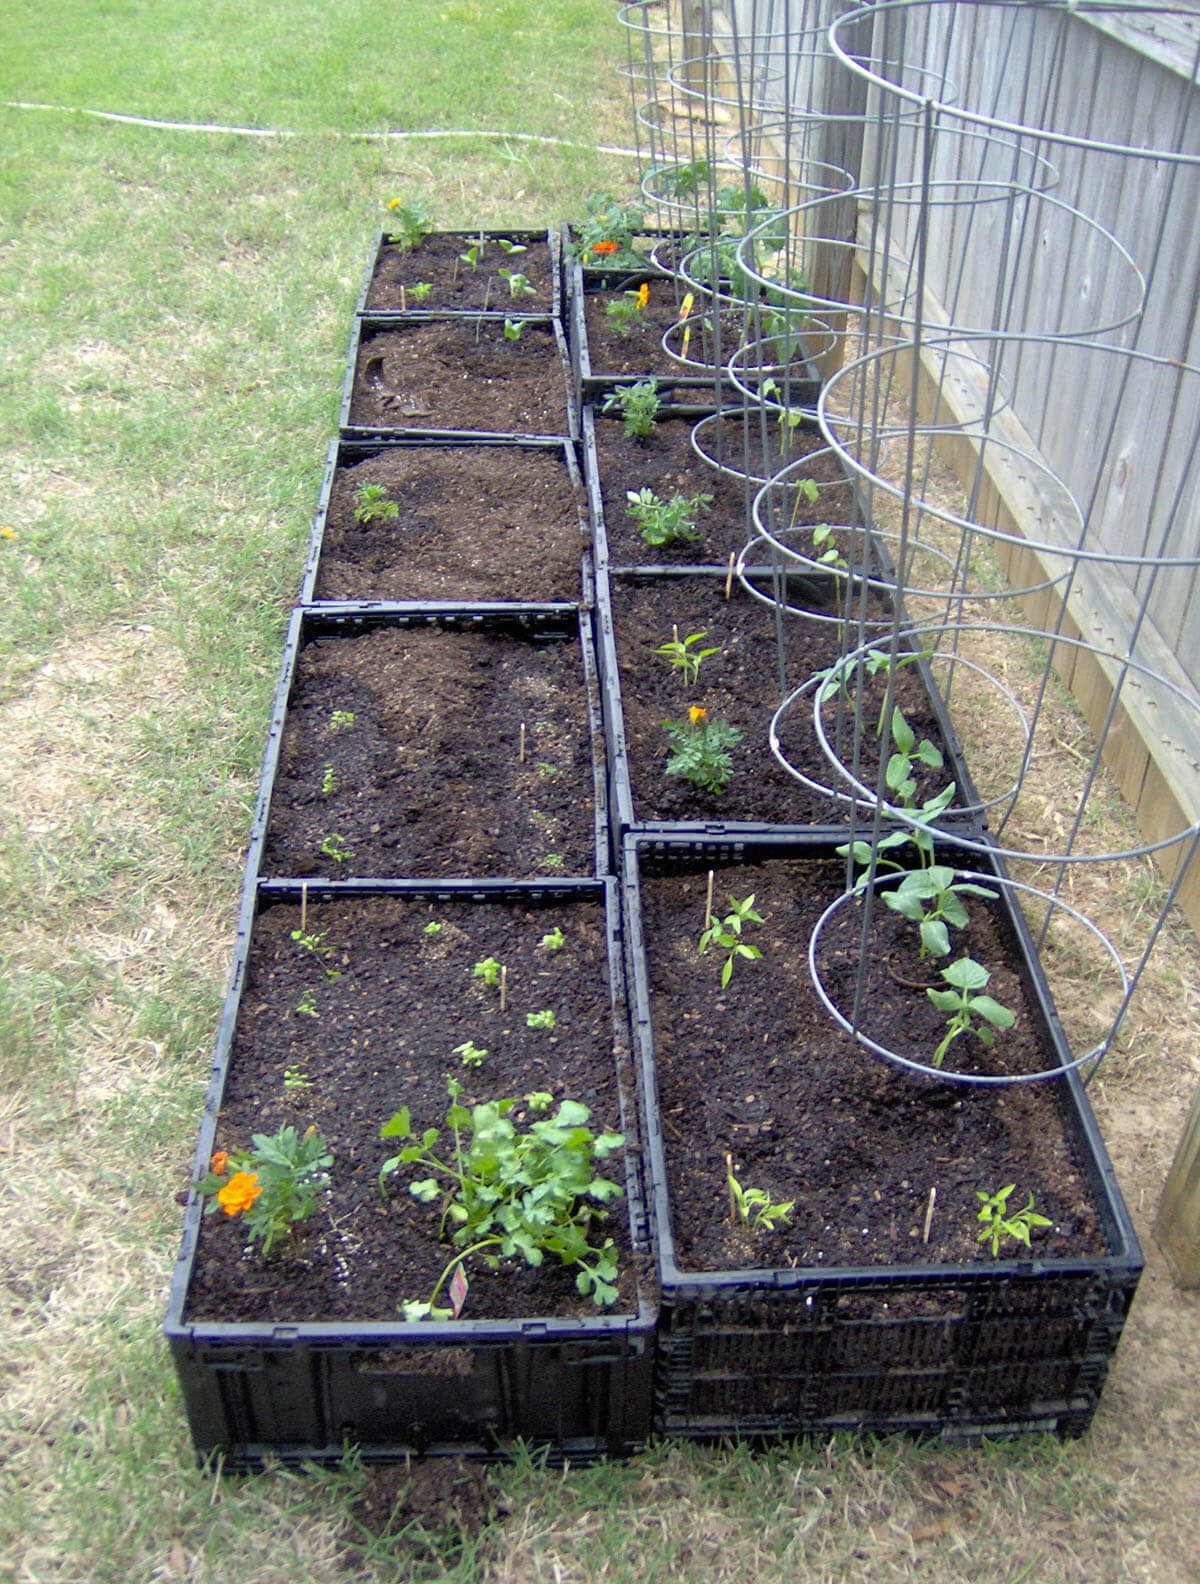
left=197, top=1126, right=332, bottom=1255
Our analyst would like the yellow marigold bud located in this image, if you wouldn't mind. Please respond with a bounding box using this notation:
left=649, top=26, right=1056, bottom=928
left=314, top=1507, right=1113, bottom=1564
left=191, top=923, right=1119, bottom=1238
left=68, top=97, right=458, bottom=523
left=688, top=705, right=707, bottom=727
left=210, top=1151, right=229, bottom=1176
left=636, top=283, right=649, bottom=310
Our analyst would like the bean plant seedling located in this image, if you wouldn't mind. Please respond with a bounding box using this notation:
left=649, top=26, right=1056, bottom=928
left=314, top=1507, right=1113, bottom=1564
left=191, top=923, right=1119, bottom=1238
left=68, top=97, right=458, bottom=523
left=500, top=268, right=536, bottom=297
left=655, top=627, right=720, bottom=687
left=663, top=706, right=741, bottom=794
left=197, top=1126, right=333, bottom=1255
left=626, top=487, right=712, bottom=547
left=503, top=316, right=528, bottom=341
left=603, top=379, right=659, bottom=440
left=883, top=865, right=999, bottom=959
left=699, top=894, right=764, bottom=987
left=927, top=956, right=1016, bottom=1068
left=353, top=481, right=399, bottom=525
left=380, top=1078, right=625, bottom=1315
left=811, top=523, right=846, bottom=569
left=496, top=238, right=527, bottom=255
left=976, top=1184, right=1052, bottom=1256
left=725, top=1154, right=793, bottom=1231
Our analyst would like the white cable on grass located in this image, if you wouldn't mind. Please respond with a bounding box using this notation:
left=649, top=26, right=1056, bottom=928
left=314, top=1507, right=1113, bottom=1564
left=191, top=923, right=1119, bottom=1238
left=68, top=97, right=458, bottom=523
left=0, top=99, right=640, bottom=156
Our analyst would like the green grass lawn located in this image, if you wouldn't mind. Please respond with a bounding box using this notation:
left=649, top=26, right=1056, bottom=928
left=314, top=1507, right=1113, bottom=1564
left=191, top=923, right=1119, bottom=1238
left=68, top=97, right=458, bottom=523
left=1, top=2, right=1198, bottom=1580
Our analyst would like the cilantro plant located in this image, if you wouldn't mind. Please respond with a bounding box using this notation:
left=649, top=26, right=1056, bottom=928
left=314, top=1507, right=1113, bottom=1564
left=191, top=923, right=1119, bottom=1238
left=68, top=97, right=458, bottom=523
left=976, top=1185, right=1051, bottom=1256
left=540, top=926, right=566, bottom=952
left=197, top=1126, right=333, bottom=1255
left=380, top=1080, right=625, bottom=1316
left=626, top=487, right=712, bottom=547
left=353, top=482, right=399, bottom=525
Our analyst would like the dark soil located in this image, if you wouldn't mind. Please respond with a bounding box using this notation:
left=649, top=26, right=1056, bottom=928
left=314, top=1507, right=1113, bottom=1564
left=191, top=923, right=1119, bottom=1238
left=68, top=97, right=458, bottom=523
left=185, top=893, right=641, bottom=1323
left=261, top=623, right=598, bottom=880
left=364, top=231, right=555, bottom=313
left=606, top=573, right=952, bottom=824
left=637, top=855, right=1106, bottom=1274
left=347, top=319, right=570, bottom=436
left=590, top=413, right=857, bottom=567
left=310, top=442, right=587, bottom=604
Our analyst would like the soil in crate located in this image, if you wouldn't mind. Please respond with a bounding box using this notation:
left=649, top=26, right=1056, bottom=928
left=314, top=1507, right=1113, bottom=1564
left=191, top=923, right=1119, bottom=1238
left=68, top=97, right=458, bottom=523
left=262, top=625, right=595, bottom=879
left=365, top=233, right=556, bottom=313
left=185, top=894, right=638, bottom=1322
left=592, top=413, right=856, bottom=566
left=609, top=575, right=948, bottom=824
left=348, top=320, right=568, bottom=434
left=312, top=446, right=586, bottom=603
left=639, top=856, right=1106, bottom=1274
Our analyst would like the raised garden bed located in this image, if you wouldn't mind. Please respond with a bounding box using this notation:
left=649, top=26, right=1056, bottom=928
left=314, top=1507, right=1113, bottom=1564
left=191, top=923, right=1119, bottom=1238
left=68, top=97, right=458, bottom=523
left=340, top=315, right=574, bottom=440
left=165, top=877, right=655, bottom=1466
left=258, top=608, right=606, bottom=882
left=585, top=408, right=856, bottom=570
left=357, top=227, right=561, bottom=318
left=623, top=831, right=1142, bottom=1441
left=299, top=437, right=589, bottom=606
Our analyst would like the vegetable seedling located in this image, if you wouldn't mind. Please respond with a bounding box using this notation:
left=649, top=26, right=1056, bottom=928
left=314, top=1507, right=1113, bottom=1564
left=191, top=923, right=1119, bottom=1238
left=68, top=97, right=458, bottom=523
left=540, top=926, right=566, bottom=952
left=725, top=1154, right=793, bottom=1231
left=699, top=894, right=764, bottom=987
left=927, top=956, right=1016, bottom=1069
left=353, top=482, right=399, bottom=525
left=603, top=379, right=659, bottom=440
left=626, top=487, right=712, bottom=547
left=526, top=1009, right=556, bottom=1031
left=976, top=1185, right=1052, bottom=1256
left=654, top=626, right=720, bottom=686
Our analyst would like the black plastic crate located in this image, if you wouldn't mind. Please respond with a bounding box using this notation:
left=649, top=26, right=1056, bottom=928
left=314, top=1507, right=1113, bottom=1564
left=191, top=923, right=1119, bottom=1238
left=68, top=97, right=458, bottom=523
left=356, top=226, right=562, bottom=320
left=621, top=830, right=1142, bottom=1442
left=593, top=565, right=986, bottom=847
left=297, top=435, right=591, bottom=609
left=165, top=875, right=656, bottom=1468
left=253, top=605, right=610, bottom=883
left=338, top=314, right=577, bottom=443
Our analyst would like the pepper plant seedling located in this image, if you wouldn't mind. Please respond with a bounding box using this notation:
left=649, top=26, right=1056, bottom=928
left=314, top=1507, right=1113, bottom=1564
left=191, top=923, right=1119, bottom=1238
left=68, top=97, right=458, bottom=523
left=699, top=894, right=764, bottom=987
left=654, top=627, right=720, bottom=686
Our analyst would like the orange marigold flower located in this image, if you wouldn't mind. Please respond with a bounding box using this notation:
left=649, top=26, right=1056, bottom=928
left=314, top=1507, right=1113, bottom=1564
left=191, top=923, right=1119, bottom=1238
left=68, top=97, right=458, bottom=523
left=636, top=283, right=649, bottom=309
left=591, top=240, right=618, bottom=256
left=688, top=706, right=708, bottom=727
left=217, top=1171, right=262, bottom=1217
left=210, top=1150, right=229, bottom=1176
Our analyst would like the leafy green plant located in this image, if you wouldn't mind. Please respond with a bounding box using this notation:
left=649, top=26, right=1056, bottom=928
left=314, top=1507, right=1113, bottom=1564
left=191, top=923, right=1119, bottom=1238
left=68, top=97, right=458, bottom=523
left=410, top=281, right=433, bottom=304
left=474, top=956, right=502, bottom=987
left=626, top=487, right=712, bottom=547
left=927, top=956, right=1016, bottom=1069
left=330, top=709, right=355, bottom=732
left=654, top=627, right=720, bottom=686
left=423, top=920, right=443, bottom=938
left=526, top=1009, right=556, bottom=1031
left=605, top=282, right=649, bottom=337
left=499, top=268, right=536, bottom=297
left=976, top=1184, right=1052, bottom=1256
left=572, top=190, right=645, bottom=266
left=882, top=865, right=999, bottom=959
left=319, top=833, right=353, bottom=864
left=353, top=481, right=399, bottom=525
left=283, top=1064, right=313, bottom=1090
left=699, top=894, right=764, bottom=987
left=603, top=379, right=659, bottom=440
left=725, top=1154, right=793, bottom=1231
left=321, top=763, right=338, bottom=795
left=379, top=1079, right=625, bottom=1314
left=496, top=238, right=527, bottom=256
left=540, top=926, right=565, bottom=953
left=295, top=989, right=318, bottom=1018
left=290, top=928, right=326, bottom=952
left=197, top=1127, right=333, bottom=1255
left=503, top=315, right=528, bottom=341
left=385, top=195, right=433, bottom=251
left=454, top=1040, right=488, bottom=1068
left=663, top=706, right=741, bottom=794
left=811, top=523, right=845, bottom=570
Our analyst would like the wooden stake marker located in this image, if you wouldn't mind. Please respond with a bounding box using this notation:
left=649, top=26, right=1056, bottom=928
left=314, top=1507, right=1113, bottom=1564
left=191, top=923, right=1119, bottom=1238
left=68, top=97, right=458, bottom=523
left=500, top=964, right=508, bottom=1013
left=300, top=880, right=308, bottom=934
left=922, top=1186, right=937, bottom=1244
left=725, top=551, right=736, bottom=599
left=704, top=869, right=715, bottom=927
left=519, top=721, right=526, bottom=764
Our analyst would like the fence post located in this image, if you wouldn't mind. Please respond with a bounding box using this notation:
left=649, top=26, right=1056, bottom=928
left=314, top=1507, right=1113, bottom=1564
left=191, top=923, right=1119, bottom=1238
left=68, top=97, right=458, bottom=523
left=1155, top=1078, right=1200, bottom=1287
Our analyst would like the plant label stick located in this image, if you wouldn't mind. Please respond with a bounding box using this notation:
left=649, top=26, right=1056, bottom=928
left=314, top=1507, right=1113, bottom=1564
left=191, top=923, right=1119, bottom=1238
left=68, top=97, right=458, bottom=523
left=725, top=551, right=735, bottom=599
left=519, top=721, right=526, bottom=764
left=704, top=869, right=715, bottom=927
left=300, top=880, right=308, bottom=934
left=400, top=284, right=406, bottom=312
left=500, top=963, right=508, bottom=1013
left=923, top=1185, right=937, bottom=1244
